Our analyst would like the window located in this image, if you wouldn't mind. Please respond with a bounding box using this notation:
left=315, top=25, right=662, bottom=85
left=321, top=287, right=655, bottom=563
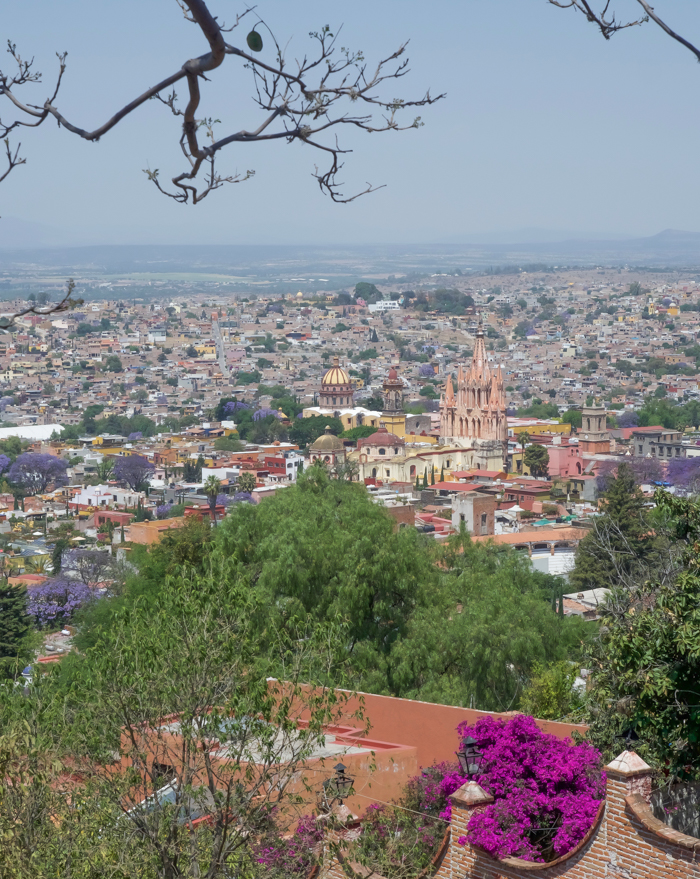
left=379, top=448, right=386, bottom=455
left=385, top=469, right=390, bottom=477
left=394, top=448, right=398, bottom=454
left=460, top=513, right=465, bottom=522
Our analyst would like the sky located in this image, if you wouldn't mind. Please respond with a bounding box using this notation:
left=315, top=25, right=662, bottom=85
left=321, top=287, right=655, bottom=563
left=2, top=0, right=700, bottom=247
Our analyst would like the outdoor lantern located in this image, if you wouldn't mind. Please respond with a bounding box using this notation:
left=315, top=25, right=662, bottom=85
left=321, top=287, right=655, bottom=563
left=616, top=727, right=640, bottom=749
left=323, top=762, right=354, bottom=804
left=456, top=737, right=484, bottom=778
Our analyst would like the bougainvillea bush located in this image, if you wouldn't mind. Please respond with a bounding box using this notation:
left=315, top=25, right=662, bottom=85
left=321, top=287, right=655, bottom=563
left=459, top=715, right=605, bottom=863
left=351, top=763, right=468, bottom=879
left=252, top=814, right=323, bottom=876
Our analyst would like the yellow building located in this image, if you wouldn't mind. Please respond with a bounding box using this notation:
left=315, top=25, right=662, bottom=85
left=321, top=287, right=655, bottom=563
left=509, top=421, right=571, bottom=438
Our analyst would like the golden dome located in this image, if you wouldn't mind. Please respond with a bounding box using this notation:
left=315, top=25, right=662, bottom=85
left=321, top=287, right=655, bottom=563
left=322, top=356, right=350, bottom=387
left=310, top=426, right=345, bottom=451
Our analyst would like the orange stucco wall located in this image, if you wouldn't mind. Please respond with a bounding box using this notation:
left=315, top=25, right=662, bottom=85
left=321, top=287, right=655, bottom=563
left=330, top=689, right=588, bottom=772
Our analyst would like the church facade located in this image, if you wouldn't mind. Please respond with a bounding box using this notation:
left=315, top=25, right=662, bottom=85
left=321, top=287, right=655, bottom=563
left=439, top=319, right=508, bottom=471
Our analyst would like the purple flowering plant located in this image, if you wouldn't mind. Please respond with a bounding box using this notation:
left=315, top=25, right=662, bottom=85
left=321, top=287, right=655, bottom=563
left=224, top=401, right=250, bottom=415
left=27, top=577, right=94, bottom=627
left=351, top=761, right=463, bottom=878
left=458, top=715, right=605, bottom=862
left=253, top=408, right=282, bottom=422
left=252, top=814, right=323, bottom=876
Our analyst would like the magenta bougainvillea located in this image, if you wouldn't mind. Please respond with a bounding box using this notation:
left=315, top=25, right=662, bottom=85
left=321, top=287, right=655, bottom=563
left=253, top=814, right=323, bottom=874
left=457, top=714, right=605, bottom=862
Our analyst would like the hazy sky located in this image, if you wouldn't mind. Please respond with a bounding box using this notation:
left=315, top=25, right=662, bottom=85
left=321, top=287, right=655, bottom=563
left=3, top=1, right=700, bottom=246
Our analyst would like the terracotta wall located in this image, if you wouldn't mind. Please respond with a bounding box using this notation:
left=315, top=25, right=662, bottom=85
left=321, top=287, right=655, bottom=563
left=330, top=689, right=588, bottom=772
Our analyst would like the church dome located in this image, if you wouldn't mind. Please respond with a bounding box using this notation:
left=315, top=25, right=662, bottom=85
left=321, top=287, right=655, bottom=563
left=310, top=426, right=345, bottom=452
left=322, top=356, right=350, bottom=387
left=358, top=427, right=405, bottom=446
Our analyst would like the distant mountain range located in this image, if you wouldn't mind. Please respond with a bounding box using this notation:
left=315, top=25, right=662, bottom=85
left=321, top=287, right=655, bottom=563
left=1, top=229, right=699, bottom=276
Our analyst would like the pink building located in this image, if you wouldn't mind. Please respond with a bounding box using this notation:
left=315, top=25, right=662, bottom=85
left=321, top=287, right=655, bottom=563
left=528, top=435, right=583, bottom=479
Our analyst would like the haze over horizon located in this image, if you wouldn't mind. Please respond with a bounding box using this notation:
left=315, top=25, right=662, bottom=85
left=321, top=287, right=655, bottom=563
left=3, top=2, right=700, bottom=248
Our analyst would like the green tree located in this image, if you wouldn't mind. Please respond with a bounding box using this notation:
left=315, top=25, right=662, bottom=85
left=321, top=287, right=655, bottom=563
left=0, top=584, right=32, bottom=678
left=203, top=474, right=222, bottom=525
left=524, top=444, right=549, bottom=478
left=104, top=355, right=122, bottom=373
left=339, top=425, right=377, bottom=441
left=213, top=435, right=244, bottom=452
left=1, top=562, right=354, bottom=878
left=95, top=456, right=115, bottom=481
left=51, top=537, right=69, bottom=575
left=237, top=471, right=257, bottom=493
left=562, top=409, right=582, bottom=429
left=584, top=490, right=700, bottom=778
left=519, top=661, right=582, bottom=720
left=569, top=463, right=660, bottom=592
left=390, top=532, right=587, bottom=710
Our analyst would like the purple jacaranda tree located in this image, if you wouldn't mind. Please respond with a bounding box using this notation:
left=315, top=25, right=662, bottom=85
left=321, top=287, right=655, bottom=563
left=113, top=454, right=155, bottom=491
left=627, top=455, right=665, bottom=486
left=596, top=456, right=665, bottom=492
left=617, top=411, right=640, bottom=429
left=419, top=363, right=435, bottom=377
left=224, top=401, right=250, bottom=415
left=127, top=431, right=143, bottom=441
left=0, top=454, right=10, bottom=475
left=61, top=549, right=113, bottom=588
left=155, top=502, right=173, bottom=519
left=27, top=577, right=93, bottom=627
left=253, top=408, right=282, bottom=421
left=8, top=453, right=68, bottom=495
left=232, top=492, right=253, bottom=503
left=595, top=459, right=618, bottom=494
left=0, top=396, right=14, bottom=411
left=667, top=457, right=700, bottom=496
left=156, top=395, right=168, bottom=405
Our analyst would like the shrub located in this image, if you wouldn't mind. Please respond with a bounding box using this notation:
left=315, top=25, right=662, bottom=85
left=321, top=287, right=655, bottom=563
left=352, top=762, right=467, bottom=878
left=253, top=814, right=323, bottom=876
left=458, top=715, right=604, bottom=862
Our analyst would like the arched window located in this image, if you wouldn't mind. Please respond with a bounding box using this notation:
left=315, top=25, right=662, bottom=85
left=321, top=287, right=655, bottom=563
left=394, top=448, right=398, bottom=454
left=372, top=467, right=377, bottom=478
left=324, top=455, right=330, bottom=463
left=410, top=465, right=416, bottom=476
left=446, top=460, right=450, bottom=468
left=379, top=448, right=386, bottom=455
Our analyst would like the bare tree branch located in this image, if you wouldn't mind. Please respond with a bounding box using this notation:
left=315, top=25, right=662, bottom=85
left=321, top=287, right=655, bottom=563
left=547, top=0, right=700, bottom=64
left=0, top=279, right=84, bottom=332
left=0, top=2, right=444, bottom=204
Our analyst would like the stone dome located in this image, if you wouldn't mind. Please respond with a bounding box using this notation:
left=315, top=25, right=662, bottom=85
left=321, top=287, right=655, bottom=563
left=322, top=356, right=351, bottom=387
left=310, top=426, right=345, bottom=452
left=358, top=426, right=405, bottom=447
left=319, top=355, right=354, bottom=409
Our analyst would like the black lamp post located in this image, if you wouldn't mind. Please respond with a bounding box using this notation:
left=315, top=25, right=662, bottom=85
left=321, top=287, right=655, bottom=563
left=615, top=728, right=640, bottom=750
left=323, top=762, right=354, bottom=805
left=456, top=737, right=484, bottom=779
